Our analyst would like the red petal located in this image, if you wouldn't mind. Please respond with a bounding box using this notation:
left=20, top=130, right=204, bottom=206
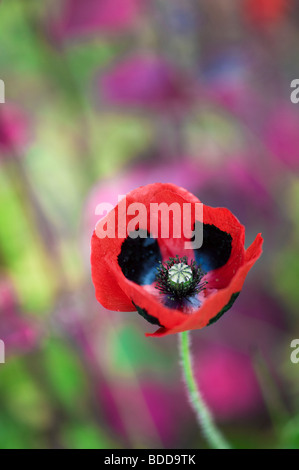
left=203, top=206, right=246, bottom=289
left=91, top=230, right=135, bottom=310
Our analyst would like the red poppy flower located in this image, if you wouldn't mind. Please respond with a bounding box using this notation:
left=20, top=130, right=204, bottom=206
left=91, top=183, right=263, bottom=337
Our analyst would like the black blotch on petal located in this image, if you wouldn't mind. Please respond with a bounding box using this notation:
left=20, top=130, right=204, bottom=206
left=133, top=302, right=163, bottom=327
left=118, top=229, right=162, bottom=285
left=208, top=292, right=240, bottom=326
left=163, top=294, right=202, bottom=312
left=194, top=223, right=232, bottom=272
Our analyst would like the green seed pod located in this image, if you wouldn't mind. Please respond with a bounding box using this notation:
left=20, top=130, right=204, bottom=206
left=168, top=263, right=193, bottom=288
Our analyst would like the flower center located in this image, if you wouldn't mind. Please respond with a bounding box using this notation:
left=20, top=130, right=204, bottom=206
left=155, top=255, right=207, bottom=302
left=168, top=263, right=193, bottom=288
